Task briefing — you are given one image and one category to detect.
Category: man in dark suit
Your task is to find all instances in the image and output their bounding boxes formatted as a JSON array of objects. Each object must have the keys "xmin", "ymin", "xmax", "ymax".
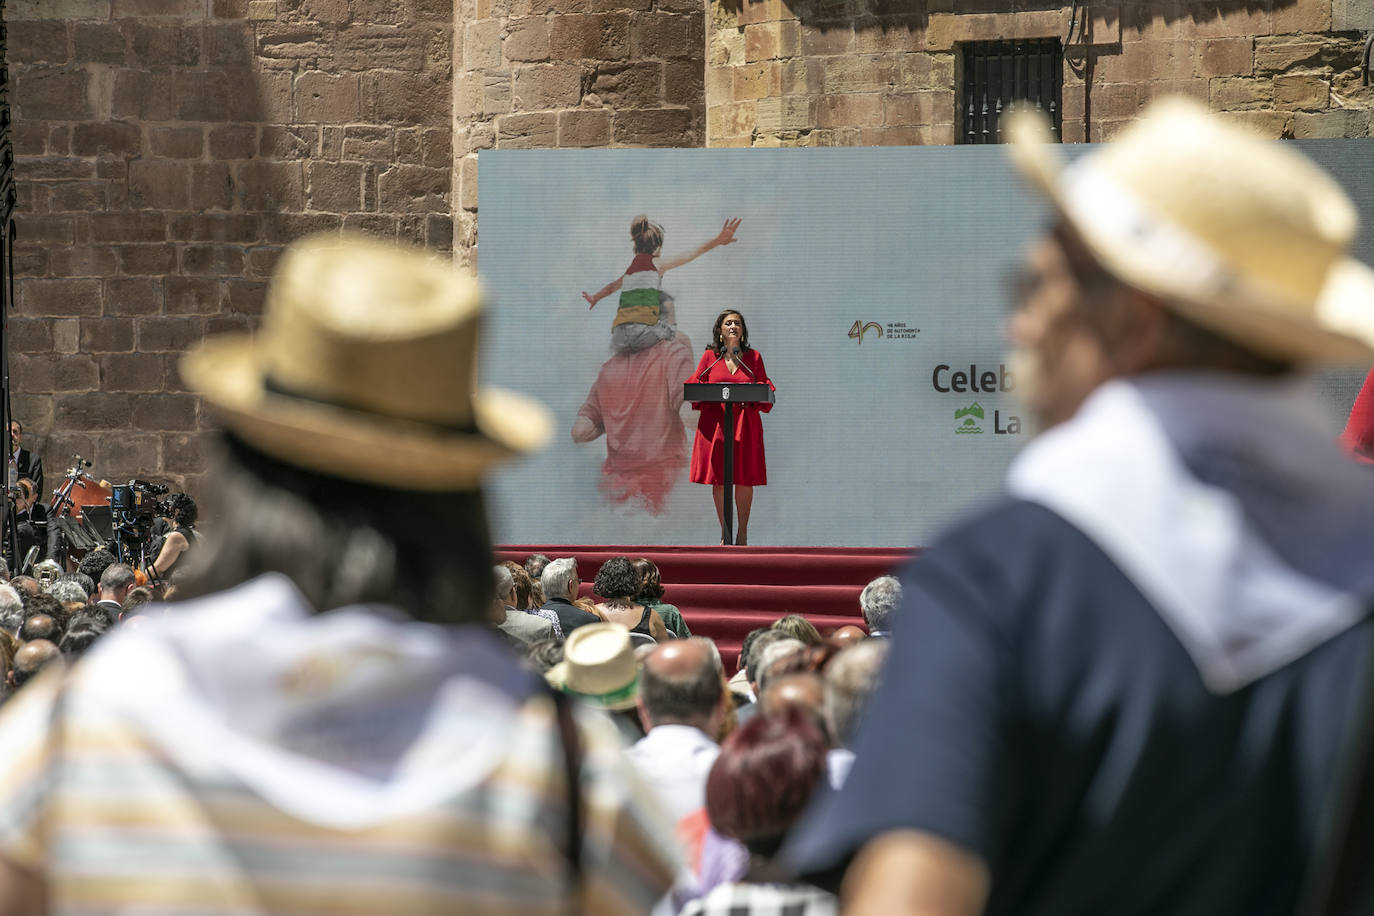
[
  {"xmin": 9, "ymin": 421, "xmax": 42, "ymax": 500},
  {"xmin": 539, "ymin": 557, "xmax": 599, "ymax": 637}
]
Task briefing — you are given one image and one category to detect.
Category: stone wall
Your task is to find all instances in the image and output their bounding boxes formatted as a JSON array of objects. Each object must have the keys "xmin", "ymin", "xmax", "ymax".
[
  {"xmin": 7, "ymin": 0, "xmax": 454, "ymax": 493},
  {"xmin": 704, "ymin": 0, "xmax": 1373, "ymax": 146},
  {"xmin": 451, "ymin": 0, "xmax": 707, "ymax": 269}
]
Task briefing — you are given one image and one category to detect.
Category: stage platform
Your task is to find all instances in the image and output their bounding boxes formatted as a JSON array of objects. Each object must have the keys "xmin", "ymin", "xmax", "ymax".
[{"xmin": 497, "ymin": 545, "xmax": 916, "ymax": 671}]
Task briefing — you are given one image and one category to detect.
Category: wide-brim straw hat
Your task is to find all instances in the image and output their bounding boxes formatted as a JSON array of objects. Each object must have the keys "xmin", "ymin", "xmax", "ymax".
[
  {"xmin": 546, "ymin": 622, "xmax": 640, "ymax": 711},
  {"xmin": 181, "ymin": 233, "xmax": 552, "ymax": 490},
  {"xmin": 1004, "ymin": 96, "xmax": 1374, "ymax": 364}
]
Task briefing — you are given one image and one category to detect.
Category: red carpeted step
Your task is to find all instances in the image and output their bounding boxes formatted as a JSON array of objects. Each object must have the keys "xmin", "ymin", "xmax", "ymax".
[{"xmin": 498, "ymin": 544, "xmax": 917, "ymax": 674}]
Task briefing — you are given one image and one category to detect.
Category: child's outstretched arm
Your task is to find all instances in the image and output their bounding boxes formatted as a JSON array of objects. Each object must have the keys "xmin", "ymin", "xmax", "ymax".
[
  {"xmin": 657, "ymin": 218, "xmax": 742, "ymax": 273},
  {"xmin": 582, "ymin": 275, "xmax": 624, "ymax": 309}
]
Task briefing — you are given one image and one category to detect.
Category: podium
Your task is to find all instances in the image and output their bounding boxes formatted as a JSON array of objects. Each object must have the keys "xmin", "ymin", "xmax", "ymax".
[{"xmin": 684, "ymin": 382, "xmax": 775, "ymax": 545}]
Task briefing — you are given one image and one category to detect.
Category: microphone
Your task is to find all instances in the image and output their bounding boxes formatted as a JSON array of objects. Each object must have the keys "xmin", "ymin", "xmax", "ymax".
[
  {"xmin": 696, "ymin": 350, "xmax": 729, "ymax": 380},
  {"xmin": 731, "ymin": 345, "xmax": 756, "ymax": 380}
]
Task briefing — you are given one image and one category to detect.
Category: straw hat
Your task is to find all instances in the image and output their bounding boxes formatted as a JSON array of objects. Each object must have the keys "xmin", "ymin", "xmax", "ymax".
[
  {"xmin": 1004, "ymin": 96, "xmax": 1374, "ymax": 363},
  {"xmin": 181, "ymin": 234, "xmax": 552, "ymax": 490},
  {"xmin": 546, "ymin": 623, "xmax": 640, "ymax": 711}
]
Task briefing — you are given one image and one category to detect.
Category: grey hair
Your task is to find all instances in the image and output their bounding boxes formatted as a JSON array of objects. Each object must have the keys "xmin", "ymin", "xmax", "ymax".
[
  {"xmin": 48, "ymin": 580, "xmax": 90, "ymax": 606},
  {"xmin": 493, "ymin": 565, "xmax": 514, "ymax": 602},
  {"xmin": 859, "ymin": 575, "xmax": 903, "ymax": 633},
  {"xmin": 824, "ymin": 639, "xmax": 890, "ymax": 748},
  {"xmin": 0, "ymin": 585, "xmax": 22, "ymax": 634},
  {"xmin": 754, "ymin": 637, "xmax": 805, "ymax": 694},
  {"xmin": 541, "ymin": 557, "xmax": 577, "ymax": 601}
]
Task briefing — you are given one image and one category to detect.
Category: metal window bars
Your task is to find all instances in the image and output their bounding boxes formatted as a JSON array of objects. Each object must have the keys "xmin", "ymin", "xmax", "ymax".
[{"xmin": 959, "ymin": 38, "xmax": 1063, "ymax": 144}]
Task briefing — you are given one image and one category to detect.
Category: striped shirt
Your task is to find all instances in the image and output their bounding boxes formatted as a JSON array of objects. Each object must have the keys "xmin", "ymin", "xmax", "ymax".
[
  {"xmin": 612, "ymin": 253, "xmax": 662, "ymax": 329},
  {"xmin": 0, "ymin": 574, "xmax": 679, "ymax": 915}
]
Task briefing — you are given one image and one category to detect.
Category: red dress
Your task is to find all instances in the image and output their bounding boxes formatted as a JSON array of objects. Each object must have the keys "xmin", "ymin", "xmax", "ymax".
[{"xmin": 686, "ymin": 348, "xmax": 774, "ymax": 486}]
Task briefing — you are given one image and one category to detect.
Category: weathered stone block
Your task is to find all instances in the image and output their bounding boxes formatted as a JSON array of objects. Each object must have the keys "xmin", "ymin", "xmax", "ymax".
[
  {"xmin": 182, "ymin": 245, "xmax": 246, "ymax": 277},
  {"xmin": 117, "ymin": 245, "xmax": 178, "ymax": 276},
  {"xmin": 630, "ymin": 12, "xmax": 704, "ymax": 60},
  {"xmin": 336, "ymin": 25, "xmax": 428, "ymax": 70},
  {"xmin": 48, "ymin": 181, "xmax": 110, "ymax": 211},
  {"xmin": 1197, "ymin": 36, "xmax": 1254, "ymax": 76},
  {"xmin": 16, "ymin": 66, "xmax": 91, "ymax": 121},
  {"xmin": 9, "ymin": 0, "xmax": 108, "ymax": 19},
  {"xmin": 308, "ymin": 160, "xmax": 365, "ymax": 211},
  {"xmin": 80, "ymin": 318, "xmax": 135, "ymax": 353},
  {"xmin": 205, "ymin": 23, "xmax": 255, "ymax": 66},
  {"xmin": 129, "ymin": 160, "xmax": 191, "ymax": 210},
  {"xmin": 377, "ymin": 165, "xmax": 450, "ymax": 211},
  {"xmin": 296, "ymin": 71, "xmax": 361, "ymax": 122},
  {"xmin": 138, "ymin": 317, "xmax": 205, "ymax": 352},
  {"xmin": 73, "ymin": 23, "xmax": 129, "ymax": 63},
  {"xmin": 209, "ymin": 125, "xmax": 258, "ymax": 159},
  {"xmin": 734, "ymin": 61, "xmax": 779, "ymax": 99},
  {"xmin": 19, "ymin": 278, "xmax": 103, "ymax": 317},
  {"xmin": 754, "ymin": 95, "xmax": 811, "ymax": 130},
  {"xmin": 12, "ymin": 318, "xmax": 56, "ymax": 353},
  {"xmin": 132, "ymin": 394, "xmax": 199, "ymax": 431},
  {"xmin": 1216, "ymin": 108, "xmax": 1292, "ymax": 137},
  {"xmin": 1334, "ymin": 0, "xmax": 1374, "ymax": 30},
  {"xmin": 102, "ymin": 353, "xmax": 165, "ymax": 392},
  {"xmin": 190, "ymin": 163, "xmax": 236, "ymax": 211},
  {"xmin": 125, "ymin": 23, "xmax": 200, "ymax": 67},
  {"xmin": 365, "ymin": 71, "xmax": 450, "ymax": 126},
  {"xmin": 513, "ymin": 64, "xmax": 585, "ymax": 109},
  {"xmin": 149, "ymin": 126, "xmax": 205, "ymax": 159},
  {"xmin": 815, "ymin": 92, "xmax": 882, "ymax": 128},
  {"xmin": 10, "ymin": 22, "xmax": 70, "ymax": 64},
  {"xmin": 50, "ymin": 247, "xmax": 118, "ymax": 278},
  {"xmin": 1294, "ymin": 108, "xmax": 1371, "ymax": 138},
  {"xmin": 505, "ymin": 17, "xmax": 551, "ymax": 62},
  {"xmin": 465, "ymin": 19, "xmax": 504, "ymax": 69},
  {"xmin": 497, "ymin": 111, "xmax": 558, "ymax": 147},
  {"xmin": 70, "ymin": 122, "xmax": 142, "ymax": 159},
  {"xmin": 88, "ymin": 212, "xmax": 166, "ymax": 243},
  {"xmin": 1209, "ymin": 75, "xmax": 1271, "ymax": 109},
  {"xmin": 590, "ymin": 61, "xmax": 663, "ymax": 107},
  {"xmin": 342, "ymin": 125, "xmax": 395, "ymax": 160},
  {"xmin": 105, "ymin": 278, "xmax": 164, "ymax": 315},
  {"xmin": 612, "ymin": 107, "xmax": 695, "ymax": 145},
  {"xmin": 1273, "ymin": 73, "xmax": 1329, "ymax": 109},
  {"xmin": 558, "ymin": 109, "xmax": 613, "ymax": 146},
  {"xmin": 112, "ymin": 70, "xmax": 176, "ymax": 121},
  {"xmin": 237, "ymin": 161, "xmax": 305, "ymax": 211},
  {"xmin": 549, "ymin": 13, "xmax": 631, "ymax": 60},
  {"xmin": 1255, "ymin": 37, "xmax": 1327, "ymax": 73}
]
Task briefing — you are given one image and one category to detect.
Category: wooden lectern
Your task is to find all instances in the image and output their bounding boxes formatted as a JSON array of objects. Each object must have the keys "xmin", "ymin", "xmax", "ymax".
[{"xmin": 684, "ymin": 381, "xmax": 776, "ymax": 545}]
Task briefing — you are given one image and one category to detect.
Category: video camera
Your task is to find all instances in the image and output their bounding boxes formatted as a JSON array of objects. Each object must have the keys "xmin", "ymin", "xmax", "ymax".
[{"xmin": 110, "ymin": 479, "xmax": 170, "ymax": 543}]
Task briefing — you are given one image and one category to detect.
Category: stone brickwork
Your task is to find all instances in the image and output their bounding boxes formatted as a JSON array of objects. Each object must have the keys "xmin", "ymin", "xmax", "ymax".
[
  {"xmin": 451, "ymin": 0, "xmax": 706, "ymax": 269},
  {"xmin": 7, "ymin": 0, "xmax": 454, "ymax": 493},
  {"xmin": 704, "ymin": 0, "xmax": 1373, "ymax": 146}
]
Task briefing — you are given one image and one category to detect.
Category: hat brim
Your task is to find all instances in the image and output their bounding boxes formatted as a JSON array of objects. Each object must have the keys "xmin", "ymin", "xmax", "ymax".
[
  {"xmin": 1005, "ymin": 109, "xmax": 1374, "ymax": 365},
  {"xmin": 182, "ymin": 335, "xmax": 553, "ymax": 491},
  {"xmin": 544, "ymin": 662, "xmax": 640, "ymax": 711}
]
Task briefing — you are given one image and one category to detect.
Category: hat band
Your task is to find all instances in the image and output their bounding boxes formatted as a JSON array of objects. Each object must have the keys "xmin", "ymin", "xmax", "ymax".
[
  {"xmin": 562, "ymin": 671, "xmax": 639, "ymax": 706},
  {"xmin": 263, "ymin": 375, "xmax": 482, "ymax": 437}
]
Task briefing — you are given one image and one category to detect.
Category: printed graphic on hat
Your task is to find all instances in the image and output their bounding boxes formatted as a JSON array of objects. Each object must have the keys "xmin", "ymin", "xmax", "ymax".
[{"xmin": 955, "ymin": 402, "xmax": 985, "ymax": 434}]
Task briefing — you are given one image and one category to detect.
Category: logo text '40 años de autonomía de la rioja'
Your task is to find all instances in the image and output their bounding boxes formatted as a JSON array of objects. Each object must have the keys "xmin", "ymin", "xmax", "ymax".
[{"xmin": 848, "ymin": 321, "xmax": 921, "ymax": 343}]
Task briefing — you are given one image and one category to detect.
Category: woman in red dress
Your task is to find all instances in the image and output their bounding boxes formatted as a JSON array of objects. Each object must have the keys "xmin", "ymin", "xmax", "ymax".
[{"xmin": 687, "ymin": 310, "xmax": 774, "ymax": 545}]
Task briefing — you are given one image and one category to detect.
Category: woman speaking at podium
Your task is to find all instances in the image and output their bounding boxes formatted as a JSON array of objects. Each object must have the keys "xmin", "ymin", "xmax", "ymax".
[{"xmin": 686, "ymin": 310, "xmax": 774, "ymax": 545}]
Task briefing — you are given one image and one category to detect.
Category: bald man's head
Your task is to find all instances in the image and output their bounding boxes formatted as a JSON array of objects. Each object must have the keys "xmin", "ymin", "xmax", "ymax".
[
  {"xmin": 638, "ymin": 637, "xmax": 724, "ymax": 732},
  {"xmin": 11, "ymin": 639, "xmax": 61, "ymax": 689},
  {"xmin": 830, "ymin": 625, "xmax": 868, "ymax": 647},
  {"xmin": 19, "ymin": 614, "xmax": 58, "ymax": 643},
  {"xmin": 761, "ymin": 671, "xmax": 825, "ymax": 720}
]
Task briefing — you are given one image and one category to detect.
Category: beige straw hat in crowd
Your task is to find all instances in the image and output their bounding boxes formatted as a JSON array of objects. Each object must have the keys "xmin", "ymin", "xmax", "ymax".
[
  {"xmin": 1005, "ymin": 95, "xmax": 1374, "ymax": 363},
  {"xmin": 546, "ymin": 623, "xmax": 641, "ymax": 711},
  {"xmin": 181, "ymin": 233, "xmax": 552, "ymax": 490}
]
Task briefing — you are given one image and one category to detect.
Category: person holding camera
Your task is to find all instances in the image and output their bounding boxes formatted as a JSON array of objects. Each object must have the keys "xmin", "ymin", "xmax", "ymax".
[{"xmin": 149, "ymin": 494, "xmax": 197, "ymax": 580}]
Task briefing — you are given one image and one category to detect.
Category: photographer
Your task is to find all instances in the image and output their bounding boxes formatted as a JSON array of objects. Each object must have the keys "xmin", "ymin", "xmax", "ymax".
[{"xmin": 149, "ymin": 493, "xmax": 197, "ymax": 579}]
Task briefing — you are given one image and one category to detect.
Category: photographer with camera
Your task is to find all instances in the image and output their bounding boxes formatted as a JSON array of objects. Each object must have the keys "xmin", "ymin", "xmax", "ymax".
[{"xmin": 149, "ymin": 493, "xmax": 197, "ymax": 581}]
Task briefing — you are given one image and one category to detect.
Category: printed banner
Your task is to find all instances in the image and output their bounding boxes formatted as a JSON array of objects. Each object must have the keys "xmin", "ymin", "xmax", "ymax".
[{"xmin": 478, "ymin": 142, "xmax": 1374, "ymax": 547}]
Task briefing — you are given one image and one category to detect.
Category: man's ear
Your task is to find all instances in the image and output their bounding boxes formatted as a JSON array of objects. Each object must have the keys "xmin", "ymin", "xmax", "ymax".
[
  {"xmin": 1107, "ymin": 288, "xmax": 1169, "ymax": 375},
  {"xmin": 636, "ymin": 694, "xmax": 652, "ymax": 733}
]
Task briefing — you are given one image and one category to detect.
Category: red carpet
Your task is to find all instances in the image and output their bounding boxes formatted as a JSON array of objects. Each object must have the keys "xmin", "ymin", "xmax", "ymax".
[{"xmin": 498, "ymin": 545, "xmax": 916, "ymax": 672}]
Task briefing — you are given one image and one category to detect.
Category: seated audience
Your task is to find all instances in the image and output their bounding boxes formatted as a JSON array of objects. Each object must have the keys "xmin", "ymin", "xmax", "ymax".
[
  {"xmin": 22, "ymin": 594, "xmax": 68, "ymax": 631},
  {"xmin": 95, "ymin": 564, "xmax": 137, "ymax": 624},
  {"xmin": 77, "ymin": 548, "xmax": 117, "ymax": 588},
  {"xmin": 683, "ymin": 708, "xmax": 836, "ymax": 916},
  {"xmin": 828, "ymin": 624, "xmax": 867, "ymax": 647},
  {"xmin": 524, "ymin": 553, "xmax": 551, "ymax": 607},
  {"xmin": 523, "ymin": 638, "xmax": 564, "ymax": 674},
  {"xmin": 493, "ymin": 565, "xmax": 553, "ymax": 646},
  {"xmin": 0, "ymin": 586, "xmax": 22, "ymax": 636},
  {"xmin": 58, "ymin": 572, "xmax": 95, "ymax": 600},
  {"xmin": 752, "ymin": 637, "xmax": 805, "ymax": 699},
  {"xmin": 859, "ymin": 575, "xmax": 902, "ymax": 638},
  {"xmin": 760, "ymin": 672, "xmax": 825, "ymax": 720},
  {"xmin": 772, "ymin": 614, "xmax": 821, "ymax": 646},
  {"xmin": 501, "ymin": 560, "xmax": 562, "ymax": 637},
  {"xmin": 629, "ymin": 638, "xmax": 727, "ymax": 825},
  {"xmin": 546, "ymin": 621, "xmax": 647, "ymax": 743},
  {"xmin": 823, "ymin": 639, "xmax": 889, "ymax": 789},
  {"xmin": 8, "ymin": 577, "xmax": 38, "ymax": 598},
  {"xmin": 632, "ymin": 557, "xmax": 690, "ymax": 638},
  {"xmin": 18, "ymin": 614, "xmax": 60, "ymax": 645},
  {"xmin": 593, "ymin": 556, "xmax": 668, "ymax": 644},
  {"xmin": 9, "ymin": 639, "xmax": 61, "ymax": 692},
  {"xmin": 540, "ymin": 558, "xmax": 600, "ymax": 637},
  {"xmin": 47, "ymin": 580, "xmax": 89, "ymax": 608},
  {"xmin": 58, "ymin": 610, "xmax": 110, "ymax": 658}
]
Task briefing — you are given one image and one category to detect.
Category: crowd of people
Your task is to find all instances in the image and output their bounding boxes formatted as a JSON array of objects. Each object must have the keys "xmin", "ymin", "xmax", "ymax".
[{"xmin": 0, "ymin": 96, "xmax": 1372, "ymax": 915}]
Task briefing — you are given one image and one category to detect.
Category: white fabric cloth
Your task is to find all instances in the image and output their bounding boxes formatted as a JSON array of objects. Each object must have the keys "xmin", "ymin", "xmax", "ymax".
[
  {"xmin": 826, "ymin": 748, "xmax": 855, "ymax": 790},
  {"xmin": 627, "ymin": 723, "xmax": 720, "ymax": 825},
  {"xmin": 1008, "ymin": 375, "xmax": 1374, "ymax": 694}
]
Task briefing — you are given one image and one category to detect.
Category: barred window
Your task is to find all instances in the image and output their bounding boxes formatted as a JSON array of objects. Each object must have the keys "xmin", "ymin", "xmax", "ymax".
[{"xmin": 958, "ymin": 38, "xmax": 1063, "ymax": 144}]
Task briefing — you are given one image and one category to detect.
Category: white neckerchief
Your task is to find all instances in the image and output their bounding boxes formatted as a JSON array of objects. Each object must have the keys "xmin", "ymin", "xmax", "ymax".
[{"xmin": 1009, "ymin": 375, "xmax": 1374, "ymax": 694}]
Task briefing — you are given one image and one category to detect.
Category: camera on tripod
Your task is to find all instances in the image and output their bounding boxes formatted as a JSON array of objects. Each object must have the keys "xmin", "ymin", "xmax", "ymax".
[{"xmin": 110, "ymin": 479, "xmax": 169, "ymax": 553}]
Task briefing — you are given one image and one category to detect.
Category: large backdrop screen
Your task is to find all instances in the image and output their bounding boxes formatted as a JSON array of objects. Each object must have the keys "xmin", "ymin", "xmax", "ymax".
[{"xmin": 478, "ymin": 142, "xmax": 1374, "ymax": 547}]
